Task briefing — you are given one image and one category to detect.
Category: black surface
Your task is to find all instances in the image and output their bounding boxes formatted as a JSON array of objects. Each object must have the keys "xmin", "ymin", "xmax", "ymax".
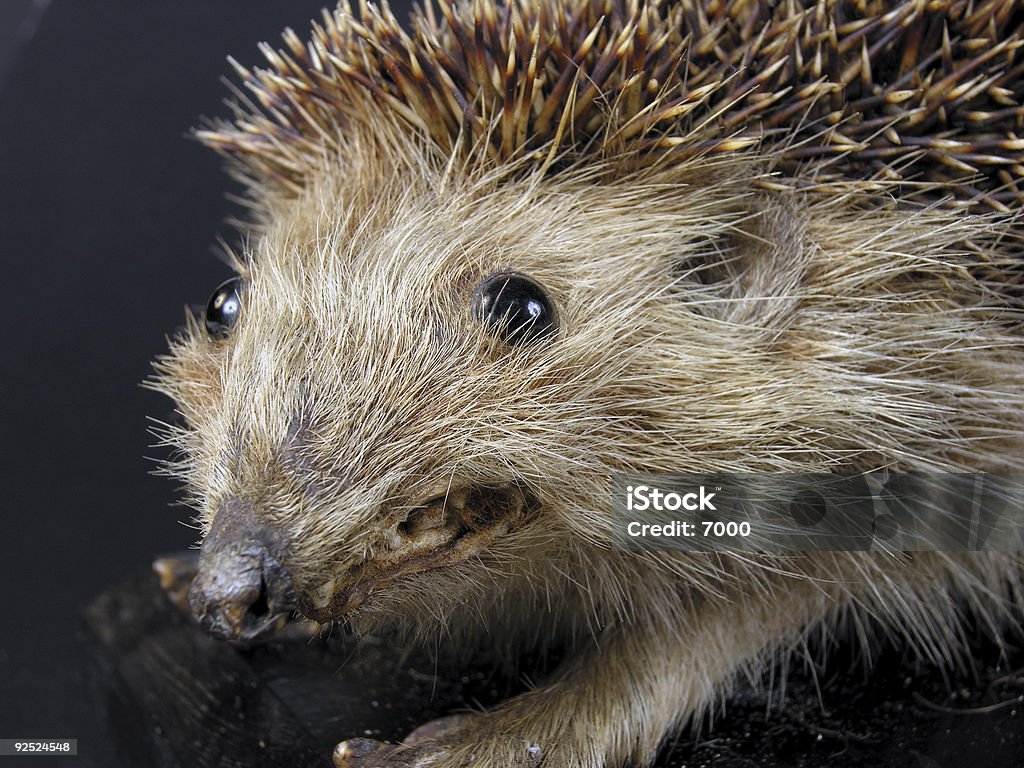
[{"xmin": 82, "ymin": 568, "xmax": 1024, "ymax": 768}]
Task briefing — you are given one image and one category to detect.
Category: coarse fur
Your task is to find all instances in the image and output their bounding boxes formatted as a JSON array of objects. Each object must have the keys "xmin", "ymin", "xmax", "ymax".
[{"xmin": 151, "ymin": 1, "xmax": 1024, "ymax": 766}]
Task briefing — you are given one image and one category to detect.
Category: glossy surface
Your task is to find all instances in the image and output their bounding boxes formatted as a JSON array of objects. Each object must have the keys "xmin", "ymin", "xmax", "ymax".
[
  {"xmin": 471, "ymin": 272, "xmax": 557, "ymax": 345},
  {"xmin": 205, "ymin": 276, "xmax": 242, "ymax": 338}
]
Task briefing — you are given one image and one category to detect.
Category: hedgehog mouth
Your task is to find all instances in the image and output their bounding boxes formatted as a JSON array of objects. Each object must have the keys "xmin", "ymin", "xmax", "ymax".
[{"xmin": 299, "ymin": 485, "xmax": 530, "ymax": 622}]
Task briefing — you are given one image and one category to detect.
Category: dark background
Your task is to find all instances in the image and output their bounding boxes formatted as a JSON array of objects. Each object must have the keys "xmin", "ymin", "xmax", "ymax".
[{"xmin": 0, "ymin": 1, "xmax": 404, "ymax": 763}]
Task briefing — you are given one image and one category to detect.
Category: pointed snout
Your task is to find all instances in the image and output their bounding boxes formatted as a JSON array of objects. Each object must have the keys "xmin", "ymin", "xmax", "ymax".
[{"xmin": 188, "ymin": 498, "xmax": 295, "ymax": 644}]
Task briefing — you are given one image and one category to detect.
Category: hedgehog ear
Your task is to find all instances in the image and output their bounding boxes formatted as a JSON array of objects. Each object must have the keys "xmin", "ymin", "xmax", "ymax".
[{"xmin": 673, "ymin": 198, "xmax": 809, "ymax": 326}]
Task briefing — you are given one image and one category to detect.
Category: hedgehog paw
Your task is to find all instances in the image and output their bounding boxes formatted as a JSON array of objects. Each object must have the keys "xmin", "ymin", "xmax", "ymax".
[{"xmin": 333, "ymin": 714, "xmax": 546, "ymax": 768}]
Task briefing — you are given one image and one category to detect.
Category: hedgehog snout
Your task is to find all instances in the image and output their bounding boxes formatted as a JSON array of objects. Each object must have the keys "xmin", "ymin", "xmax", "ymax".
[{"xmin": 188, "ymin": 498, "xmax": 295, "ymax": 644}]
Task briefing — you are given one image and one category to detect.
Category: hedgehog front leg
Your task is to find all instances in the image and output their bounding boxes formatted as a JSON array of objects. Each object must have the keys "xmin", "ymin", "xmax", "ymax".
[{"xmin": 333, "ymin": 578, "xmax": 835, "ymax": 768}]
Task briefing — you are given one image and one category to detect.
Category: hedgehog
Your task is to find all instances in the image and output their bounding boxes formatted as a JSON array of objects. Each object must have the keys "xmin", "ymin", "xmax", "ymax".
[{"xmin": 149, "ymin": 1, "xmax": 1024, "ymax": 766}]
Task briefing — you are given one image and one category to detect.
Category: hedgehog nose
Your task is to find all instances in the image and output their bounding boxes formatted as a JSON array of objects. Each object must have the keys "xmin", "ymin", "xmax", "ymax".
[{"xmin": 188, "ymin": 499, "xmax": 295, "ymax": 644}]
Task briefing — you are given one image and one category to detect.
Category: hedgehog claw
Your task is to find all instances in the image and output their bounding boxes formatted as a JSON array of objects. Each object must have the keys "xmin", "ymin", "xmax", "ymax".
[
  {"xmin": 333, "ymin": 715, "xmax": 543, "ymax": 768},
  {"xmin": 333, "ymin": 738, "xmax": 402, "ymax": 768},
  {"xmin": 152, "ymin": 554, "xmax": 199, "ymax": 615}
]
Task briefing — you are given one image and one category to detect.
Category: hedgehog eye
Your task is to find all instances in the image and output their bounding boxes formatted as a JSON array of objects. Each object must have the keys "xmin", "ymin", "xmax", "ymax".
[
  {"xmin": 205, "ymin": 276, "xmax": 243, "ymax": 338},
  {"xmin": 471, "ymin": 271, "xmax": 557, "ymax": 345}
]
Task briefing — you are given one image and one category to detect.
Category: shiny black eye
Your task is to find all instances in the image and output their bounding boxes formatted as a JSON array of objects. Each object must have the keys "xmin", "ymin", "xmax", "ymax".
[
  {"xmin": 204, "ymin": 276, "xmax": 243, "ymax": 338},
  {"xmin": 471, "ymin": 271, "xmax": 558, "ymax": 345}
]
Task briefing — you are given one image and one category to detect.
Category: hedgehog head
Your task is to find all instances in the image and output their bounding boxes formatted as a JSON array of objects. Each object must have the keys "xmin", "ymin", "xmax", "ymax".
[{"xmin": 151, "ymin": 0, "xmax": 1024, "ymax": 643}]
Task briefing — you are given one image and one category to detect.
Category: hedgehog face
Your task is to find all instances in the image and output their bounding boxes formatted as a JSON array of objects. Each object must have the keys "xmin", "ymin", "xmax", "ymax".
[{"xmin": 155, "ymin": 154, "xmax": 763, "ymax": 642}]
